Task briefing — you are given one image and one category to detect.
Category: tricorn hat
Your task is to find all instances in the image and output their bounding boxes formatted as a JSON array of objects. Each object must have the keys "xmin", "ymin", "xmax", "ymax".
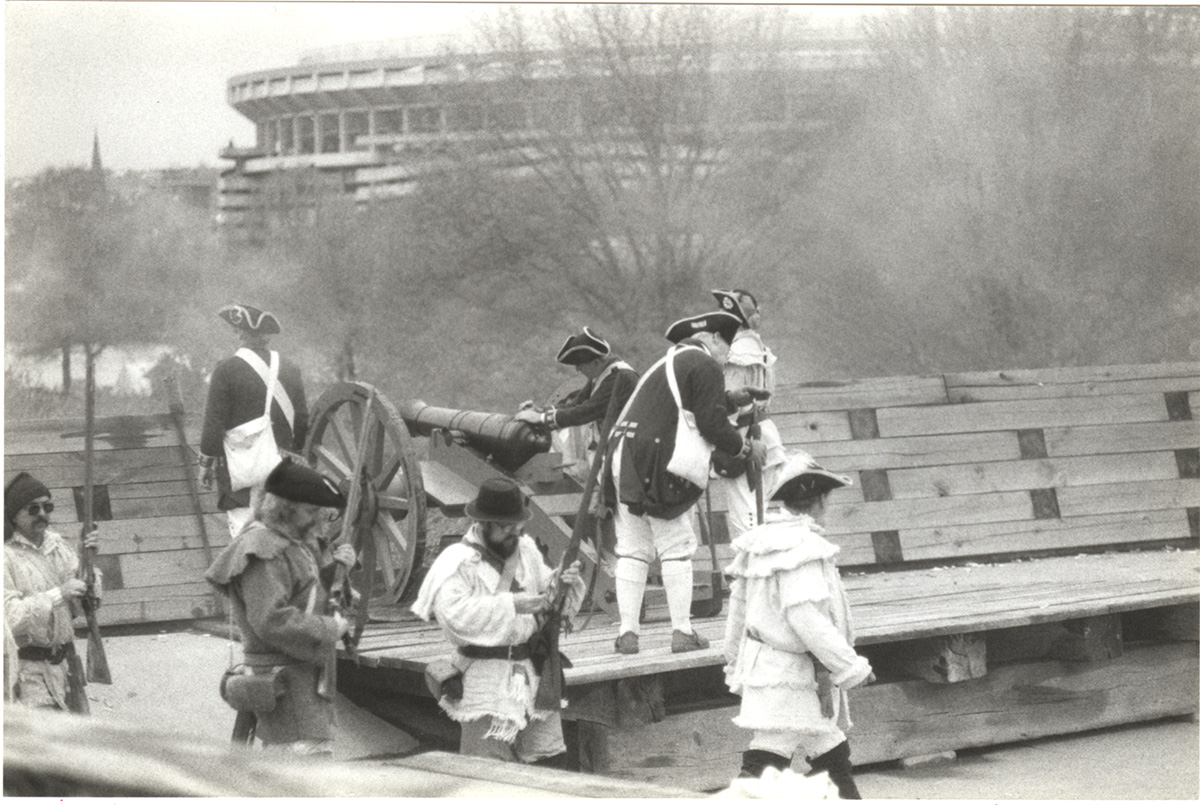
[
  {"xmin": 556, "ymin": 327, "xmax": 611, "ymax": 366},
  {"xmin": 768, "ymin": 451, "xmax": 852, "ymax": 504},
  {"xmin": 664, "ymin": 310, "xmax": 742, "ymax": 346},
  {"xmin": 465, "ymin": 477, "xmax": 531, "ymax": 523},
  {"xmin": 711, "ymin": 289, "xmax": 751, "ymax": 326},
  {"xmin": 219, "ymin": 303, "xmax": 281, "ymax": 335},
  {"xmin": 264, "ymin": 458, "xmax": 346, "ymax": 509}
]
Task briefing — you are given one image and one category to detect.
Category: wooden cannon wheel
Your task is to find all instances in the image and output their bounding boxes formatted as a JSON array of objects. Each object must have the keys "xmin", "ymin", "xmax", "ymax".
[{"xmin": 304, "ymin": 382, "xmax": 426, "ymax": 604}]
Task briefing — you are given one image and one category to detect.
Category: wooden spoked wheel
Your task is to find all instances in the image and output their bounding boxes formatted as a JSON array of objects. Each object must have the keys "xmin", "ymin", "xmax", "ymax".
[{"xmin": 305, "ymin": 382, "xmax": 426, "ymax": 604}]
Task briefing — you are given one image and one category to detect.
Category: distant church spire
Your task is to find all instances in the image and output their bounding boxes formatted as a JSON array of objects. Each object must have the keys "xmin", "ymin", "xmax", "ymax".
[{"xmin": 91, "ymin": 130, "xmax": 103, "ymax": 173}]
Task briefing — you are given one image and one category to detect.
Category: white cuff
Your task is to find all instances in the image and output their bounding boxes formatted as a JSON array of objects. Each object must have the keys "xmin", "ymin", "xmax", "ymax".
[{"xmin": 831, "ymin": 655, "xmax": 873, "ymax": 689}]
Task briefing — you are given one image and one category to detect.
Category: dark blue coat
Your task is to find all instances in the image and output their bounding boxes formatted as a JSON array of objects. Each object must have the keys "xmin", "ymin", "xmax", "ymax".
[
  {"xmin": 200, "ymin": 348, "xmax": 308, "ymax": 510},
  {"xmin": 605, "ymin": 341, "xmax": 743, "ymax": 520}
]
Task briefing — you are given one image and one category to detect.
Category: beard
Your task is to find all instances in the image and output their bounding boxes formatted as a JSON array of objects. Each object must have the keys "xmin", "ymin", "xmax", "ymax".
[{"xmin": 482, "ymin": 524, "xmax": 520, "ymax": 559}]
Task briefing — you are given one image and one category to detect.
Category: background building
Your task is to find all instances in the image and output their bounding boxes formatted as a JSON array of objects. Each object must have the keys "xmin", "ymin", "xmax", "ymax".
[{"xmin": 217, "ymin": 33, "xmax": 869, "ymax": 240}]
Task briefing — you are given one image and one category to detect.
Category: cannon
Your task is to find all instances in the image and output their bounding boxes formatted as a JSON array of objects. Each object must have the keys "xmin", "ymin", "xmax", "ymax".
[
  {"xmin": 399, "ymin": 400, "xmax": 552, "ymax": 474},
  {"xmin": 303, "ymin": 382, "xmax": 620, "ymax": 618}
]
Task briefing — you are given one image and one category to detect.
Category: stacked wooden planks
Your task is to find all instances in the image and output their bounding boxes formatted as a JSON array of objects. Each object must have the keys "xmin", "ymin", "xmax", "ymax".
[
  {"xmin": 3, "ymin": 414, "xmax": 225, "ymax": 625},
  {"xmin": 772, "ymin": 361, "xmax": 1199, "ymax": 569}
]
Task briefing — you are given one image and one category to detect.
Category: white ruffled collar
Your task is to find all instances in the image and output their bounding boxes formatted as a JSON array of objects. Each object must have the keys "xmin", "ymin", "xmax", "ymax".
[{"xmin": 725, "ymin": 514, "xmax": 839, "ymax": 578}]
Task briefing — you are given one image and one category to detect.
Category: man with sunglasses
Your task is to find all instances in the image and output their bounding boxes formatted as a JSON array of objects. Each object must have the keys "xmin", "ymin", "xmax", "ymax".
[{"xmin": 3, "ymin": 472, "xmax": 102, "ymax": 712}]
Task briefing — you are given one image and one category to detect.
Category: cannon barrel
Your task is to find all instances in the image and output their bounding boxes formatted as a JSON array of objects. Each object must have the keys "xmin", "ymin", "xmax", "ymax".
[{"xmin": 400, "ymin": 400, "xmax": 552, "ymax": 473}]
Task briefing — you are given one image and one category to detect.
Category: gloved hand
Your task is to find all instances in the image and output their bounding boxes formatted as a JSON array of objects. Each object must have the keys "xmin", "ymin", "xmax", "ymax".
[
  {"xmin": 728, "ymin": 386, "xmax": 771, "ymax": 408},
  {"xmin": 748, "ymin": 438, "xmax": 768, "ymax": 468}
]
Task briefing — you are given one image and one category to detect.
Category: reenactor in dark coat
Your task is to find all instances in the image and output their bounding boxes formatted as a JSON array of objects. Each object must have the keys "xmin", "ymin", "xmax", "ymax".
[
  {"xmin": 515, "ymin": 327, "xmax": 638, "ymax": 482},
  {"xmin": 603, "ymin": 311, "xmax": 766, "ymax": 655},
  {"xmin": 204, "ymin": 458, "xmax": 352, "ymax": 756},
  {"xmin": 199, "ymin": 304, "xmax": 308, "ymax": 537}
]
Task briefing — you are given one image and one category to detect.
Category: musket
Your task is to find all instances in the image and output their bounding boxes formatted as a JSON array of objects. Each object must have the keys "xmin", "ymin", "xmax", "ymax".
[
  {"xmin": 746, "ymin": 407, "xmax": 765, "ymax": 525},
  {"xmin": 531, "ymin": 388, "xmax": 623, "ymax": 712},
  {"xmin": 163, "ymin": 375, "xmax": 217, "ymax": 571},
  {"xmin": 318, "ymin": 388, "xmax": 375, "ymax": 700},
  {"xmin": 78, "ymin": 343, "xmax": 112, "ymax": 685},
  {"xmin": 690, "ymin": 487, "xmax": 724, "ymax": 618}
]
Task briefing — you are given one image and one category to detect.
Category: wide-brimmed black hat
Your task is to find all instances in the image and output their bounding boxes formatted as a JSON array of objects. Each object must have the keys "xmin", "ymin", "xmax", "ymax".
[
  {"xmin": 711, "ymin": 289, "xmax": 751, "ymax": 326},
  {"xmin": 768, "ymin": 452, "xmax": 853, "ymax": 504},
  {"xmin": 556, "ymin": 327, "xmax": 611, "ymax": 366},
  {"xmin": 264, "ymin": 458, "xmax": 346, "ymax": 509},
  {"xmin": 219, "ymin": 303, "xmax": 281, "ymax": 335},
  {"xmin": 664, "ymin": 310, "xmax": 742, "ymax": 346},
  {"xmin": 465, "ymin": 477, "xmax": 531, "ymax": 523}
]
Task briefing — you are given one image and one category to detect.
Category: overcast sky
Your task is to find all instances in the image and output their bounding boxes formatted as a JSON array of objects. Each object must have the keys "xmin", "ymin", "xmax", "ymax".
[
  {"xmin": 3, "ymin": 2, "xmax": 885, "ymax": 179},
  {"xmin": 3, "ymin": 1, "xmax": 498, "ymax": 178}
]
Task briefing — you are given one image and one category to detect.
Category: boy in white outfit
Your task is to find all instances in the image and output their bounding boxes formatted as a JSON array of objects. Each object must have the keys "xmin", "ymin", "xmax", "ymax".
[{"xmin": 723, "ymin": 452, "xmax": 874, "ymax": 798}]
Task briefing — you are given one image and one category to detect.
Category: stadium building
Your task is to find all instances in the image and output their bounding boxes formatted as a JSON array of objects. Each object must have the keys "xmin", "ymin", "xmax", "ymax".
[{"xmin": 217, "ymin": 33, "xmax": 869, "ymax": 240}]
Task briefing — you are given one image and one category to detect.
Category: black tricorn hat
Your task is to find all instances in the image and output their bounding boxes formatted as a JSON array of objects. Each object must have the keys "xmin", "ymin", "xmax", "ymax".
[
  {"xmin": 769, "ymin": 452, "xmax": 853, "ymax": 504},
  {"xmin": 664, "ymin": 310, "xmax": 742, "ymax": 346},
  {"xmin": 264, "ymin": 458, "xmax": 346, "ymax": 509},
  {"xmin": 556, "ymin": 327, "xmax": 611, "ymax": 366},
  {"xmin": 219, "ymin": 303, "xmax": 281, "ymax": 335},
  {"xmin": 465, "ymin": 477, "xmax": 531, "ymax": 523},
  {"xmin": 711, "ymin": 289, "xmax": 750, "ymax": 326}
]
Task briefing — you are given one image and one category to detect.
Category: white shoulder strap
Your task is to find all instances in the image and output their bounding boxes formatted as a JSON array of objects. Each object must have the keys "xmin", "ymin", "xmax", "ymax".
[
  {"xmin": 665, "ymin": 345, "xmax": 703, "ymax": 412},
  {"xmin": 665, "ymin": 347, "xmax": 684, "ymax": 412},
  {"xmin": 235, "ymin": 349, "xmax": 295, "ymax": 428},
  {"xmin": 612, "ymin": 352, "xmax": 669, "ymax": 427}
]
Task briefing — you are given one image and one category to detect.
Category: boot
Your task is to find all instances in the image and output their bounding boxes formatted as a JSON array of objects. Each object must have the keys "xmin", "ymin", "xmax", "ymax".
[
  {"xmin": 806, "ymin": 740, "xmax": 861, "ymax": 799},
  {"xmin": 532, "ymin": 752, "xmax": 574, "ymax": 771},
  {"xmin": 739, "ymin": 748, "xmax": 790, "ymax": 779}
]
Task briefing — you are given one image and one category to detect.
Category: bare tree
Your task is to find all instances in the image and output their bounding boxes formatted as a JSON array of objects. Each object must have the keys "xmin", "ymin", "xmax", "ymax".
[
  {"xmin": 415, "ymin": 4, "xmax": 850, "ymax": 365},
  {"xmin": 790, "ymin": 5, "xmax": 1200, "ymax": 372},
  {"xmin": 4, "ymin": 163, "xmax": 200, "ymax": 393}
]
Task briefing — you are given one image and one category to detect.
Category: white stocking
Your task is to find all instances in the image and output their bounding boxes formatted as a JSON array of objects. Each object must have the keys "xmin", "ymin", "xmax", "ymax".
[
  {"xmin": 615, "ymin": 557, "xmax": 649, "ymax": 635},
  {"xmin": 660, "ymin": 559, "xmax": 694, "ymax": 633}
]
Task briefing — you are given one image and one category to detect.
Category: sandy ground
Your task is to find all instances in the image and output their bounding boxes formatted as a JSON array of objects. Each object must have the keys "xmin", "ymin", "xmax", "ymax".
[{"xmin": 64, "ymin": 628, "xmax": 1200, "ymax": 799}]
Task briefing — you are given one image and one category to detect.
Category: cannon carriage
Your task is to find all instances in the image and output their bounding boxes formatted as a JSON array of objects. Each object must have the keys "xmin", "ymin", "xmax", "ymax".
[{"xmin": 301, "ymin": 381, "xmax": 644, "ymax": 622}]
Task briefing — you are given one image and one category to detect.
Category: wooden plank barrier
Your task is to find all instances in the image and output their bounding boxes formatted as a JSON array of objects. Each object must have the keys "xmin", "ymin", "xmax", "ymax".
[{"xmin": 4, "ymin": 414, "xmax": 225, "ymax": 625}]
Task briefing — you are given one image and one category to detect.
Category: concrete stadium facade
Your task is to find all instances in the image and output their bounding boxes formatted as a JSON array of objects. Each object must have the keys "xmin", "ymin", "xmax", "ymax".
[{"xmin": 217, "ymin": 35, "xmax": 870, "ymax": 238}]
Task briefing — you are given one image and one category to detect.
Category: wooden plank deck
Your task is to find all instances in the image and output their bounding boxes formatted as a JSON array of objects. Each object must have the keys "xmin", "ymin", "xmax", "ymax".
[{"xmin": 352, "ymin": 549, "xmax": 1200, "ymax": 687}]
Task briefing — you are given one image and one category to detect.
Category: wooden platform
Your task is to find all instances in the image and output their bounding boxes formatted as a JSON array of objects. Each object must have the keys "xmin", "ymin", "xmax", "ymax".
[
  {"xmin": 354, "ymin": 550, "xmax": 1199, "ymax": 676},
  {"xmin": 345, "ymin": 361, "xmax": 1200, "ymax": 791},
  {"xmin": 346, "ymin": 549, "xmax": 1198, "ymax": 789}
]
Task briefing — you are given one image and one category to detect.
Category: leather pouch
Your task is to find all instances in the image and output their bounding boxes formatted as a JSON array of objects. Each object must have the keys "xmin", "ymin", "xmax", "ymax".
[
  {"xmin": 423, "ymin": 658, "xmax": 464, "ymax": 702},
  {"xmin": 220, "ymin": 666, "xmax": 286, "ymax": 713}
]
